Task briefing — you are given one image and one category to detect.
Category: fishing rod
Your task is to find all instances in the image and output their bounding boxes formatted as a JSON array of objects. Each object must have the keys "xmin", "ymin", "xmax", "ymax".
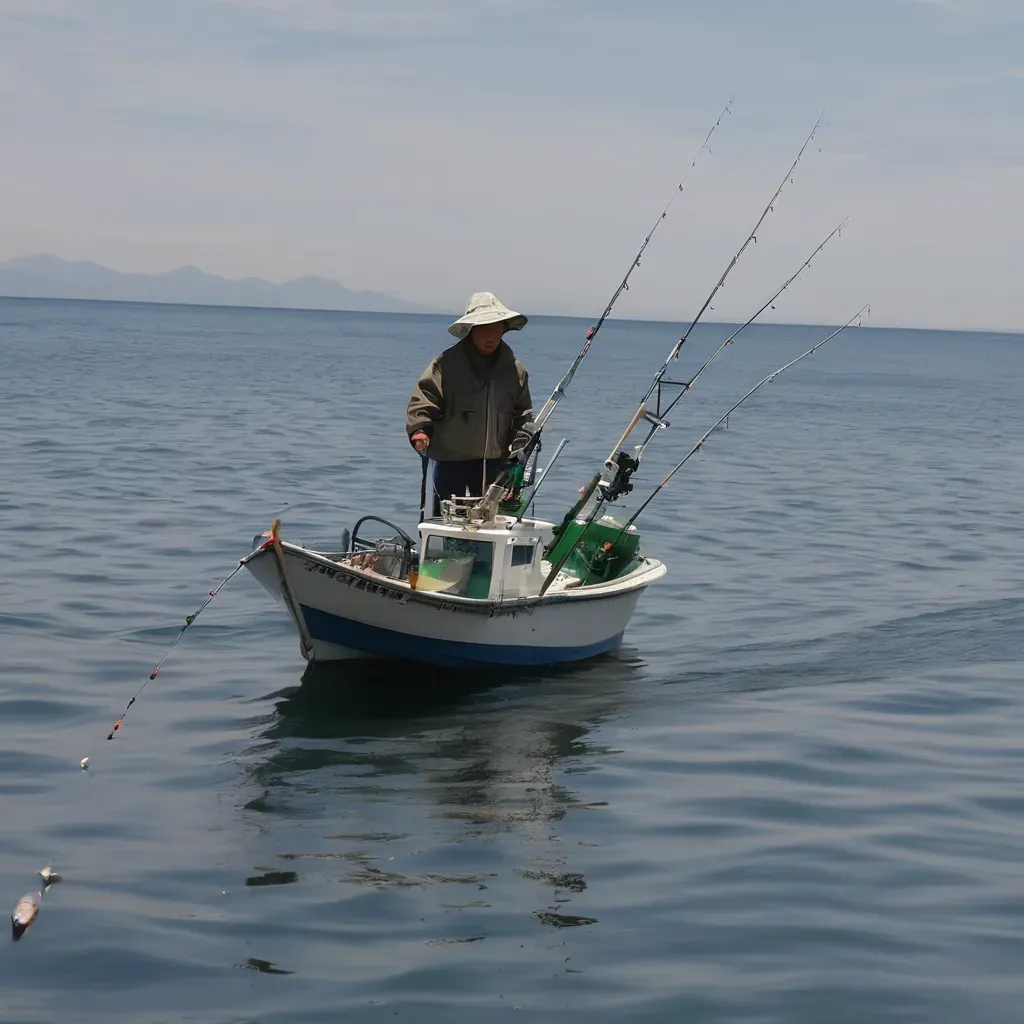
[
  {"xmin": 473, "ymin": 99, "xmax": 734, "ymax": 517},
  {"xmin": 525, "ymin": 97, "xmax": 734, "ymax": 442},
  {"xmin": 593, "ymin": 209, "xmax": 843, "ymax": 508},
  {"xmin": 540, "ymin": 306, "xmax": 869, "ymax": 594},
  {"xmin": 539, "ymin": 204, "xmax": 852, "ymax": 594},
  {"xmin": 622, "ymin": 304, "xmax": 871, "ymax": 528},
  {"xmin": 633, "ymin": 215, "xmax": 848, "ymax": 459},
  {"xmin": 605, "ymin": 111, "xmax": 826, "ymax": 481},
  {"xmin": 516, "ymin": 437, "xmax": 570, "ymax": 523},
  {"xmin": 539, "ymin": 223, "xmax": 851, "ymax": 592}
]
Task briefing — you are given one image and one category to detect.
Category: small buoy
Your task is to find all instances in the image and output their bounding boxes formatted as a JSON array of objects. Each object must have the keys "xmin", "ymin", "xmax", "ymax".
[
  {"xmin": 80, "ymin": 757, "xmax": 89, "ymax": 770},
  {"xmin": 11, "ymin": 891, "xmax": 41, "ymax": 941}
]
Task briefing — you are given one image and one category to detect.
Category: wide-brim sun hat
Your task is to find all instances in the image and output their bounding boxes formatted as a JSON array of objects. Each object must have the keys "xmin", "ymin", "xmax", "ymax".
[{"xmin": 447, "ymin": 291, "xmax": 528, "ymax": 340}]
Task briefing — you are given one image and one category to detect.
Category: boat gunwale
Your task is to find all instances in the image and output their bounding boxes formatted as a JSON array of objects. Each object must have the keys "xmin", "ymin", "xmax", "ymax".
[{"xmin": 246, "ymin": 540, "xmax": 665, "ymax": 611}]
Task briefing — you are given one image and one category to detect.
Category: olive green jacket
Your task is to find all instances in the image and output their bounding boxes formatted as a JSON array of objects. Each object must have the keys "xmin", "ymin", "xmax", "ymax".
[{"xmin": 406, "ymin": 338, "xmax": 533, "ymax": 462}]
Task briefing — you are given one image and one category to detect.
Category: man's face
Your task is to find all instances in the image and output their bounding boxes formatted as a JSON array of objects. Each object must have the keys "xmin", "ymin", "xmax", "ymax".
[{"xmin": 469, "ymin": 321, "xmax": 506, "ymax": 356}]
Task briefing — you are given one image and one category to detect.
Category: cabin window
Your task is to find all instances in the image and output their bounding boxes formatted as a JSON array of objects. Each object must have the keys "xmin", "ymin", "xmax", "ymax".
[
  {"xmin": 510, "ymin": 544, "xmax": 535, "ymax": 567},
  {"xmin": 419, "ymin": 535, "xmax": 494, "ymax": 598}
]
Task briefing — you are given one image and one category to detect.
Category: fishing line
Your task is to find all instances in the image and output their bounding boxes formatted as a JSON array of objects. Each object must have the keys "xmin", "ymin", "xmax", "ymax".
[
  {"xmin": 6, "ymin": 542, "xmax": 270, "ymax": 942},
  {"xmin": 105, "ymin": 558, "xmax": 253, "ymax": 740}
]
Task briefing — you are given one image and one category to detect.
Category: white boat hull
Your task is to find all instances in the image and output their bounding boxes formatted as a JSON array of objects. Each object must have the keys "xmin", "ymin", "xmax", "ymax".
[{"xmin": 245, "ymin": 541, "xmax": 665, "ymax": 669}]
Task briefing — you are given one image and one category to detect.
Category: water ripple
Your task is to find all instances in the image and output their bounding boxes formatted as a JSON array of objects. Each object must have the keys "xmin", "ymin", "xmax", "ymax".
[{"xmin": 3, "ymin": 301, "xmax": 1024, "ymax": 1022}]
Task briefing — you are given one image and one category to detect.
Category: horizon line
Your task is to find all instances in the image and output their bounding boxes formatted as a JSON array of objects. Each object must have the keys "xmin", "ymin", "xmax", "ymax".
[{"xmin": 0, "ymin": 292, "xmax": 1019, "ymax": 339}]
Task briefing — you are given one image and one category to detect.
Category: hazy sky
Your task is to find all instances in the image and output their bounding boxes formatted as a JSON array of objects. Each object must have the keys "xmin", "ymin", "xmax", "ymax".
[{"xmin": 2, "ymin": 0, "xmax": 1022, "ymax": 330}]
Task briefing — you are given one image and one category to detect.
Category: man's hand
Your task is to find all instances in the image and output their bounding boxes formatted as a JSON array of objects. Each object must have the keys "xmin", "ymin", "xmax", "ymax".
[{"xmin": 411, "ymin": 432, "xmax": 430, "ymax": 453}]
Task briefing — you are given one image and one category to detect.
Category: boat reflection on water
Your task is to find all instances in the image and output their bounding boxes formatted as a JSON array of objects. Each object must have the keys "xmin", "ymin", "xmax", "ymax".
[
  {"xmin": 266, "ymin": 659, "xmax": 516, "ymax": 734},
  {"xmin": 239, "ymin": 652, "xmax": 650, "ymax": 933},
  {"xmin": 249, "ymin": 652, "xmax": 647, "ymax": 809}
]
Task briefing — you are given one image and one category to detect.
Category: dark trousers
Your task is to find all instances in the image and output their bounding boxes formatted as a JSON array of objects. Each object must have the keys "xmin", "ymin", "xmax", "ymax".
[{"xmin": 430, "ymin": 459, "xmax": 508, "ymax": 517}]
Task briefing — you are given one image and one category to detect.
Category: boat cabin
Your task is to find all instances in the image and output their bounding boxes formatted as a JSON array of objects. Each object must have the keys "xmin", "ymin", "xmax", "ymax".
[{"xmin": 415, "ymin": 514, "xmax": 554, "ymax": 601}]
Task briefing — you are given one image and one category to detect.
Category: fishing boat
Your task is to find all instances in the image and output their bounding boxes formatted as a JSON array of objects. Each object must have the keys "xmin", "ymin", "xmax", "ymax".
[
  {"xmin": 243, "ymin": 503, "xmax": 666, "ymax": 668},
  {"xmin": 244, "ymin": 110, "xmax": 868, "ymax": 670}
]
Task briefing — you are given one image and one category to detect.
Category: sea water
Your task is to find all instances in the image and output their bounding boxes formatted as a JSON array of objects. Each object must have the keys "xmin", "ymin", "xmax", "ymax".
[{"xmin": 2, "ymin": 296, "xmax": 1024, "ymax": 1022}]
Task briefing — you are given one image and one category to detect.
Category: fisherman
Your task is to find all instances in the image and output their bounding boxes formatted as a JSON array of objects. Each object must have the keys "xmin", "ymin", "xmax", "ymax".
[{"xmin": 407, "ymin": 292, "xmax": 533, "ymax": 515}]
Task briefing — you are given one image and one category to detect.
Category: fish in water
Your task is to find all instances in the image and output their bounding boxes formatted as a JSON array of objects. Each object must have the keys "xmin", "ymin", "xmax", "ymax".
[
  {"xmin": 10, "ymin": 865, "xmax": 60, "ymax": 940},
  {"xmin": 11, "ymin": 891, "xmax": 41, "ymax": 941}
]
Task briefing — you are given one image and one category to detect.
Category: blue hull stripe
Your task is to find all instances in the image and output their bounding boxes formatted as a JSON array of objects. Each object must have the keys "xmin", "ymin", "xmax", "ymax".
[{"xmin": 300, "ymin": 606, "xmax": 622, "ymax": 668}]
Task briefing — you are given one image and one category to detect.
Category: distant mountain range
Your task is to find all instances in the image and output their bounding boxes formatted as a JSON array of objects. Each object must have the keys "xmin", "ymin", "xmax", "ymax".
[{"xmin": 0, "ymin": 254, "xmax": 426, "ymax": 313}]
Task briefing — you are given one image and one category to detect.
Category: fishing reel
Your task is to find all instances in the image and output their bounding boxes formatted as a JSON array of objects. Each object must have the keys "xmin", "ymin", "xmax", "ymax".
[
  {"xmin": 598, "ymin": 450, "xmax": 639, "ymax": 502},
  {"xmin": 471, "ymin": 426, "xmax": 542, "ymax": 521},
  {"xmin": 509, "ymin": 421, "xmax": 541, "ymax": 464}
]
